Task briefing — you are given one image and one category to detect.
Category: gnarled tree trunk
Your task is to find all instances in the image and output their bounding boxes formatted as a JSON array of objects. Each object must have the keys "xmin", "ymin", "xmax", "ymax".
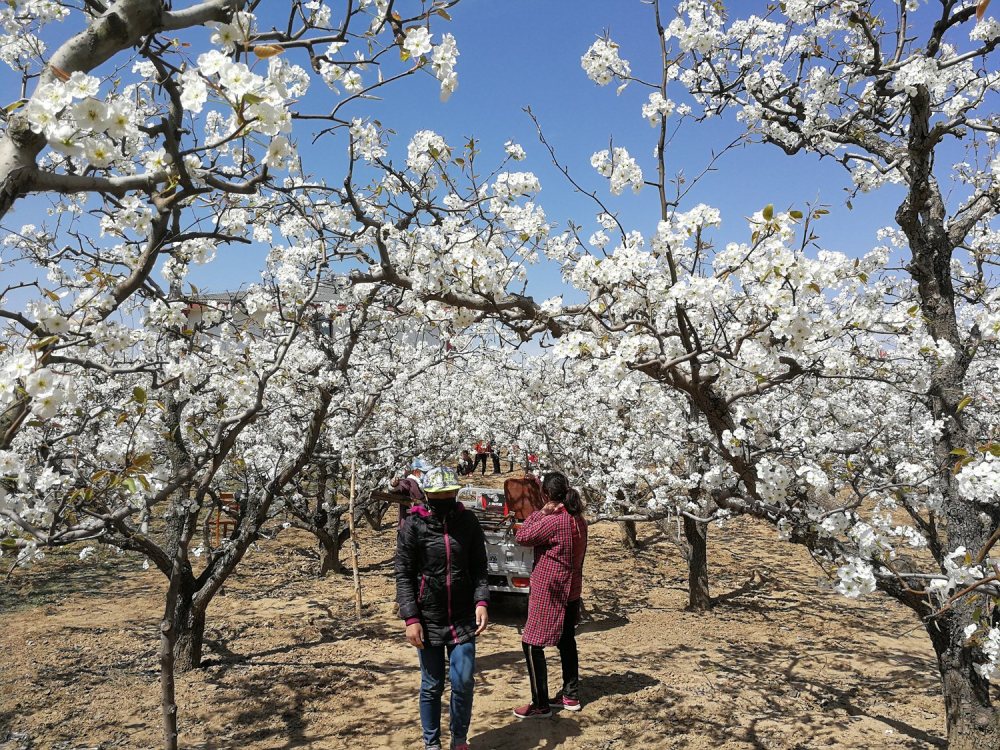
[
  {"xmin": 317, "ymin": 520, "xmax": 350, "ymax": 576},
  {"xmin": 615, "ymin": 489, "xmax": 639, "ymax": 551},
  {"xmin": 925, "ymin": 611, "xmax": 1000, "ymax": 749},
  {"xmin": 172, "ymin": 585, "xmax": 207, "ymax": 672},
  {"xmin": 890, "ymin": 77, "xmax": 1000, "ymax": 749},
  {"xmin": 682, "ymin": 515, "xmax": 711, "ymax": 611},
  {"xmin": 618, "ymin": 520, "xmax": 639, "ymax": 550}
]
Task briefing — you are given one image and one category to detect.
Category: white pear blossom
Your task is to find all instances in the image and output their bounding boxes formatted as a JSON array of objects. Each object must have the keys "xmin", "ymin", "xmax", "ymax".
[
  {"xmin": 404, "ymin": 26, "xmax": 433, "ymax": 58},
  {"xmin": 591, "ymin": 148, "xmax": 643, "ymax": 194}
]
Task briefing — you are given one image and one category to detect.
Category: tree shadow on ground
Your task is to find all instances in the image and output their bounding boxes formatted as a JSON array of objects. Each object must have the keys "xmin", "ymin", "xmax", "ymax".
[
  {"xmin": 471, "ymin": 715, "xmax": 584, "ymax": 750},
  {"xmin": 194, "ymin": 653, "xmax": 421, "ymax": 750},
  {"xmin": 0, "ymin": 551, "xmax": 144, "ymax": 612},
  {"xmin": 710, "ymin": 570, "xmax": 770, "ymax": 607},
  {"xmin": 576, "ymin": 602, "xmax": 629, "ymax": 635},
  {"xmin": 476, "ymin": 649, "xmax": 526, "ymax": 672},
  {"xmin": 621, "ymin": 637, "xmax": 944, "ymax": 750},
  {"xmin": 584, "ymin": 669, "xmax": 659, "ymax": 701},
  {"xmin": 1, "ymin": 517, "xmax": 949, "ymax": 750},
  {"xmin": 202, "ymin": 609, "xmax": 398, "ymax": 670}
]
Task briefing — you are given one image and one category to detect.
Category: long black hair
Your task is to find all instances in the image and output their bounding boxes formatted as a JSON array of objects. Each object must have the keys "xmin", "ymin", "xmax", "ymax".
[{"xmin": 541, "ymin": 471, "xmax": 584, "ymax": 516}]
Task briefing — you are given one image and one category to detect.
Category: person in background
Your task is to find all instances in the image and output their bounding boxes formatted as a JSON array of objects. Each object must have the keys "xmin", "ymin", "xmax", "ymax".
[
  {"xmin": 512, "ymin": 471, "xmax": 588, "ymax": 719},
  {"xmin": 409, "ymin": 457, "xmax": 432, "ymax": 486},
  {"xmin": 396, "ymin": 466, "xmax": 491, "ymax": 750},
  {"xmin": 457, "ymin": 450, "xmax": 474, "ymax": 476},
  {"xmin": 472, "ymin": 440, "xmax": 488, "ymax": 475},
  {"xmin": 526, "ymin": 452, "xmax": 539, "ymax": 473},
  {"xmin": 487, "ymin": 439, "xmax": 501, "ymax": 474},
  {"xmin": 391, "ymin": 466, "xmax": 425, "ymax": 526},
  {"xmin": 508, "ymin": 443, "xmax": 522, "ymax": 473}
]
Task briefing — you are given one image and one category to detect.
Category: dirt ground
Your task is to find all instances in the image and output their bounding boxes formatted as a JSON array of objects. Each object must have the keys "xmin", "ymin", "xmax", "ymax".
[{"xmin": 1, "ymin": 471, "xmax": 949, "ymax": 749}]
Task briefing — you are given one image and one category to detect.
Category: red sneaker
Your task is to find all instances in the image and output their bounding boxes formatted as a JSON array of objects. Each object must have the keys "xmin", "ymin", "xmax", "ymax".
[
  {"xmin": 453, "ymin": 744, "xmax": 470, "ymax": 750},
  {"xmin": 551, "ymin": 695, "xmax": 581, "ymax": 712},
  {"xmin": 513, "ymin": 703, "xmax": 552, "ymax": 719}
]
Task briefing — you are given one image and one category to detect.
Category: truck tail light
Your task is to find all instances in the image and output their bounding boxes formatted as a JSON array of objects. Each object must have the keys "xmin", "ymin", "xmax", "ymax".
[{"xmin": 512, "ymin": 577, "xmax": 530, "ymax": 588}]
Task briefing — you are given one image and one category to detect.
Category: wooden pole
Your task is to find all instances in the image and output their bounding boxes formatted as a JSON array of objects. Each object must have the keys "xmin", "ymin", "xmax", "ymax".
[{"xmin": 348, "ymin": 457, "xmax": 363, "ymax": 619}]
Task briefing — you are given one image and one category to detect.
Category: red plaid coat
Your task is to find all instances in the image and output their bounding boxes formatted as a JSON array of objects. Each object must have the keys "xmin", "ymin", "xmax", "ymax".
[{"xmin": 516, "ymin": 509, "xmax": 583, "ymax": 647}]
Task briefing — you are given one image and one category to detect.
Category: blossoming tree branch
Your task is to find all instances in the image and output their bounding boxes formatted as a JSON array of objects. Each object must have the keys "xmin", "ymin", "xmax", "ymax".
[{"xmin": 3, "ymin": 1, "xmax": 1000, "ymax": 750}]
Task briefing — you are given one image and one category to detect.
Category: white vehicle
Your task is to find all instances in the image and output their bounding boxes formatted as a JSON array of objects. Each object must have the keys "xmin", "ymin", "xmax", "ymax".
[{"xmin": 458, "ymin": 486, "xmax": 534, "ymax": 595}]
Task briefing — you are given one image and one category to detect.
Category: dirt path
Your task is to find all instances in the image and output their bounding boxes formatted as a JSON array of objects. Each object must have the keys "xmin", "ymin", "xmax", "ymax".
[{"xmin": 1, "ymin": 479, "xmax": 946, "ymax": 749}]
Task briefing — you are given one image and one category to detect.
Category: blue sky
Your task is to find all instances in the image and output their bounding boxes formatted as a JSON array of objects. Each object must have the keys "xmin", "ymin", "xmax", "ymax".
[
  {"xmin": 202, "ymin": 0, "xmax": 905, "ymax": 297},
  {"xmin": 3, "ymin": 1, "xmax": 924, "ymax": 301}
]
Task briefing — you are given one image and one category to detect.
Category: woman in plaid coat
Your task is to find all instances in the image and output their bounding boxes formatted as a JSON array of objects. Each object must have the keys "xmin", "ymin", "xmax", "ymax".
[{"xmin": 513, "ymin": 472, "xmax": 588, "ymax": 718}]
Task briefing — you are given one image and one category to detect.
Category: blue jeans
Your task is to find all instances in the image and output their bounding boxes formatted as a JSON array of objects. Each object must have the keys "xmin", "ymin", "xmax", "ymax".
[{"xmin": 418, "ymin": 640, "xmax": 476, "ymax": 749}]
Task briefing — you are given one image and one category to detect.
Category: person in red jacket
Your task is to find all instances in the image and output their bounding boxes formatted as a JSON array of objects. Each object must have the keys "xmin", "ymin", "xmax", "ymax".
[
  {"xmin": 472, "ymin": 440, "xmax": 488, "ymax": 475},
  {"xmin": 512, "ymin": 471, "xmax": 589, "ymax": 718}
]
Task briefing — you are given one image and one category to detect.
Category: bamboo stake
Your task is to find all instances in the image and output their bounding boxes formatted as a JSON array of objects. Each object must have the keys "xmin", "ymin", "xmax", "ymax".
[{"xmin": 348, "ymin": 457, "xmax": 363, "ymax": 619}]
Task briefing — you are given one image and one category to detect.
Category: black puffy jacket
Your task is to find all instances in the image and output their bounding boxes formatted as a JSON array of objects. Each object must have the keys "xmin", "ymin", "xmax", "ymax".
[{"xmin": 395, "ymin": 503, "xmax": 490, "ymax": 646}]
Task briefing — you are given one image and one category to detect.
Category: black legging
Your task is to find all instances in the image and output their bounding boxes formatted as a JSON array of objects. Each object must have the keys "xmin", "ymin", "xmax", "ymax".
[
  {"xmin": 523, "ymin": 599, "xmax": 581, "ymax": 708},
  {"xmin": 472, "ymin": 453, "xmax": 488, "ymax": 474}
]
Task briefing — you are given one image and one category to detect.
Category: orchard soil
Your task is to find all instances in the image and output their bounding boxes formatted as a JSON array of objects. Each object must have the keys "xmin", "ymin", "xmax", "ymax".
[{"xmin": 1, "ymin": 472, "xmax": 950, "ymax": 749}]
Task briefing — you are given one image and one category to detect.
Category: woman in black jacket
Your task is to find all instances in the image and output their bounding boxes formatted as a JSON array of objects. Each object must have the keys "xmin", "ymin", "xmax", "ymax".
[{"xmin": 395, "ymin": 466, "xmax": 490, "ymax": 750}]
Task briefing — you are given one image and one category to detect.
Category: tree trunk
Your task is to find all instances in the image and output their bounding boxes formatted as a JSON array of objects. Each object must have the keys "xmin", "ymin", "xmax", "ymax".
[
  {"xmin": 348, "ymin": 458, "xmax": 363, "ymax": 619},
  {"xmin": 160, "ymin": 572, "xmax": 181, "ymax": 750},
  {"xmin": 171, "ymin": 582, "xmax": 206, "ymax": 672},
  {"xmin": 315, "ymin": 464, "xmax": 344, "ymax": 575},
  {"xmin": 683, "ymin": 515, "xmax": 711, "ymax": 611},
  {"xmin": 362, "ymin": 503, "xmax": 388, "ymax": 531},
  {"xmin": 318, "ymin": 524, "xmax": 344, "ymax": 576},
  {"xmin": 160, "ymin": 499, "xmax": 202, "ymax": 748},
  {"xmin": 925, "ymin": 613, "xmax": 1000, "ymax": 749},
  {"xmin": 613, "ymin": 489, "xmax": 639, "ymax": 551},
  {"xmin": 888, "ymin": 82, "xmax": 1000, "ymax": 749},
  {"xmin": 618, "ymin": 520, "xmax": 638, "ymax": 550}
]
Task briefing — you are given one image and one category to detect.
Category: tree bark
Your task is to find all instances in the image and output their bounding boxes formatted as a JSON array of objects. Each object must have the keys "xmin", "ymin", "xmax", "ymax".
[
  {"xmin": 892, "ymin": 81, "xmax": 1000, "ymax": 748},
  {"xmin": 159, "ymin": 571, "xmax": 181, "ymax": 750},
  {"xmin": 316, "ymin": 463, "xmax": 347, "ymax": 575},
  {"xmin": 161, "ymin": 485, "xmax": 206, "ymax": 673},
  {"xmin": 618, "ymin": 520, "xmax": 639, "ymax": 550},
  {"xmin": 317, "ymin": 523, "xmax": 345, "ymax": 576},
  {"xmin": 682, "ymin": 515, "xmax": 712, "ymax": 611},
  {"xmin": 925, "ymin": 613, "xmax": 1000, "ymax": 749},
  {"xmin": 362, "ymin": 503, "xmax": 389, "ymax": 531},
  {"xmin": 170, "ymin": 575, "xmax": 206, "ymax": 672},
  {"xmin": 348, "ymin": 458, "xmax": 362, "ymax": 619},
  {"xmin": 160, "ymin": 501, "xmax": 200, "ymax": 747},
  {"xmin": 614, "ymin": 489, "xmax": 639, "ymax": 551},
  {"xmin": 283, "ymin": 516, "xmax": 349, "ymax": 576}
]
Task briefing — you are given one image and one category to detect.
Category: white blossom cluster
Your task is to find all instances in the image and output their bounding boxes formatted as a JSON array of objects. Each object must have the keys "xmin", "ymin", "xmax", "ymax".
[
  {"xmin": 4, "ymin": 0, "xmax": 1000, "ymax": 715},
  {"xmin": 407, "ymin": 130, "xmax": 451, "ymax": 177},
  {"xmin": 0, "ymin": 0, "xmax": 66, "ymax": 70},
  {"xmin": 590, "ymin": 148, "xmax": 643, "ymax": 195},
  {"xmin": 402, "ymin": 27, "xmax": 460, "ymax": 100},
  {"xmin": 957, "ymin": 452, "xmax": 1000, "ymax": 505},
  {"xmin": 835, "ymin": 559, "xmax": 877, "ymax": 598},
  {"xmin": 642, "ymin": 92, "xmax": 675, "ymax": 126},
  {"xmin": 580, "ymin": 38, "xmax": 631, "ymax": 88},
  {"xmin": 492, "ymin": 172, "xmax": 541, "ymax": 199}
]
